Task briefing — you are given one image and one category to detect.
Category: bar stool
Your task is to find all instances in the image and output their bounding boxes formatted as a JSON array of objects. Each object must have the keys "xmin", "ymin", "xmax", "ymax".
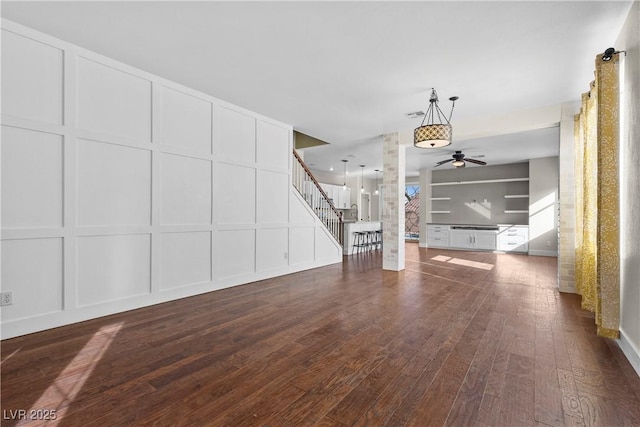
[
  {"xmin": 373, "ymin": 229, "xmax": 383, "ymax": 250},
  {"xmin": 366, "ymin": 230, "xmax": 376, "ymax": 253},
  {"xmin": 352, "ymin": 231, "xmax": 369, "ymax": 254}
]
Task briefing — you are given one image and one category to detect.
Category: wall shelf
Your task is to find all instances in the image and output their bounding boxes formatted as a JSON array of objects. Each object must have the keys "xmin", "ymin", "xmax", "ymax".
[
  {"xmin": 504, "ymin": 194, "xmax": 529, "ymax": 199},
  {"xmin": 504, "ymin": 210, "xmax": 528, "ymax": 214},
  {"xmin": 430, "ymin": 211, "xmax": 451, "ymax": 214},
  {"xmin": 429, "ymin": 197, "xmax": 451, "ymax": 200},
  {"xmin": 431, "ymin": 177, "xmax": 529, "ymax": 186}
]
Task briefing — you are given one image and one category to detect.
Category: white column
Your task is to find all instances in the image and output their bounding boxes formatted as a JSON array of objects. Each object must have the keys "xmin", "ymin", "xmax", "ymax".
[
  {"xmin": 419, "ymin": 168, "xmax": 432, "ymax": 248},
  {"xmin": 382, "ymin": 132, "xmax": 405, "ymax": 271}
]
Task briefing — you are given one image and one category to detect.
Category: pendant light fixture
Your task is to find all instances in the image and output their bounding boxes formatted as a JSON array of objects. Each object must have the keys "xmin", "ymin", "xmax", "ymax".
[
  {"xmin": 341, "ymin": 159, "xmax": 348, "ymax": 190},
  {"xmin": 374, "ymin": 170, "xmax": 380, "ymax": 195},
  {"xmin": 359, "ymin": 165, "xmax": 365, "ymax": 193},
  {"xmin": 414, "ymin": 88, "xmax": 458, "ymax": 148}
]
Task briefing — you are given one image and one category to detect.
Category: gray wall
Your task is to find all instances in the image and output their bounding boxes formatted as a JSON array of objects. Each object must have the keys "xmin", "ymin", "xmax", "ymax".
[
  {"xmin": 528, "ymin": 157, "xmax": 559, "ymax": 256},
  {"xmin": 430, "ymin": 162, "xmax": 530, "ymax": 225}
]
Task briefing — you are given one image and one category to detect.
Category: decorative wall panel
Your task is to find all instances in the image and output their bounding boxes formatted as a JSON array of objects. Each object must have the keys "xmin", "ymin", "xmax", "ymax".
[
  {"xmin": 258, "ymin": 121, "xmax": 289, "ymax": 171},
  {"xmin": 257, "ymin": 228, "xmax": 288, "ymax": 272},
  {"xmin": 289, "ymin": 191, "xmax": 316, "ymax": 225},
  {"xmin": 160, "ymin": 86, "xmax": 212, "ymax": 154},
  {"xmin": 0, "ymin": 238, "xmax": 63, "ymax": 321},
  {"xmin": 160, "ymin": 153, "xmax": 212, "ymax": 225},
  {"xmin": 1, "ymin": 29, "xmax": 63, "ymax": 125},
  {"xmin": 217, "ymin": 229, "xmax": 256, "ymax": 279},
  {"xmin": 215, "ymin": 163, "xmax": 256, "ymax": 225},
  {"xmin": 290, "ymin": 227, "xmax": 315, "ymax": 265},
  {"xmin": 214, "ymin": 105, "xmax": 256, "ymax": 164},
  {"xmin": 1, "ymin": 126, "xmax": 63, "ymax": 228},
  {"xmin": 76, "ymin": 234, "xmax": 151, "ymax": 307},
  {"xmin": 257, "ymin": 170, "xmax": 289, "ymax": 224},
  {"xmin": 77, "ymin": 57, "xmax": 152, "ymax": 141},
  {"xmin": 77, "ymin": 138, "xmax": 151, "ymax": 226},
  {"xmin": 160, "ymin": 231, "xmax": 211, "ymax": 290},
  {"xmin": 316, "ymin": 227, "xmax": 341, "ymax": 261}
]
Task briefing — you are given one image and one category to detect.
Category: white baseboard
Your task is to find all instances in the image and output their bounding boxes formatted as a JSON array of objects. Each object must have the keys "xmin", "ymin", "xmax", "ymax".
[
  {"xmin": 618, "ymin": 329, "xmax": 640, "ymax": 378},
  {"xmin": 528, "ymin": 249, "xmax": 558, "ymax": 257}
]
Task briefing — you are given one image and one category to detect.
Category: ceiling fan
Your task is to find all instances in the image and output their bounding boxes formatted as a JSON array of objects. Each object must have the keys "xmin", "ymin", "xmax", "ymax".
[{"xmin": 435, "ymin": 150, "xmax": 487, "ymax": 168}]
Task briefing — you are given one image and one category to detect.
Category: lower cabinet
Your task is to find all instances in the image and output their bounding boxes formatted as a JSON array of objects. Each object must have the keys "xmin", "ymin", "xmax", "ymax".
[
  {"xmin": 427, "ymin": 223, "xmax": 528, "ymax": 253},
  {"xmin": 450, "ymin": 230, "xmax": 497, "ymax": 251},
  {"xmin": 497, "ymin": 225, "xmax": 529, "ymax": 253},
  {"xmin": 427, "ymin": 224, "xmax": 450, "ymax": 247},
  {"xmin": 449, "ymin": 230, "xmax": 472, "ymax": 249}
]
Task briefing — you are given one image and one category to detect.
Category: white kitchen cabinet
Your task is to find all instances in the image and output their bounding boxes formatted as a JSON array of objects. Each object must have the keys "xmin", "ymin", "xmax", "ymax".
[
  {"xmin": 329, "ymin": 185, "xmax": 340, "ymax": 206},
  {"xmin": 319, "ymin": 183, "xmax": 332, "ymax": 199},
  {"xmin": 317, "ymin": 183, "xmax": 351, "ymax": 208},
  {"xmin": 450, "ymin": 230, "xmax": 473, "ymax": 249},
  {"xmin": 497, "ymin": 225, "xmax": 529, "ymax": 253},
  {"xmin": 336, "ymin": 187, "xmax": 351, "ymax": 208},
  {"xmin": 449, "ymin": 227, "xmax": 497, "ymax": 251},
  {"xmin": 427, "ymin": 223, "xmax": 528, "ymax": 253},
  {"xmin": 475, "ymin": 231, "xmax": 498, "ymax": 250},
  {"xmin": 427, "ymin": 224, "xmax": 450, "ymax": 248}
]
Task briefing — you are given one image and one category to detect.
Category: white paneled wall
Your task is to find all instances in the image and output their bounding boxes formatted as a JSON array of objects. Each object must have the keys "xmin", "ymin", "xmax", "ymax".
[
  {"xmin": 2, "ymin": 127, "xmax": 64, "ymax": 228},
  {"xmin": 77, "ymin": 139, "xmax": 152, "ymax": 226},
  {"xmin": 0, "ymin": 20, "xmax": 341, "ymax": 339}
]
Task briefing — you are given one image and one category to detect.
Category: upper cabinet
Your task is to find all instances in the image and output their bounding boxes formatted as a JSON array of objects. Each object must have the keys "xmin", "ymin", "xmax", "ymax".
[{"xmin": 318, "ymin": 183, "xmax": 351, "ymax": 209}]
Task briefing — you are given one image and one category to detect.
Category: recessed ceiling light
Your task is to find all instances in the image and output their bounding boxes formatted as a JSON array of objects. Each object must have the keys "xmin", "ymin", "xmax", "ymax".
[{"xmin": 346, "ymin": 154, "xmax": 356, "ymax": 158}]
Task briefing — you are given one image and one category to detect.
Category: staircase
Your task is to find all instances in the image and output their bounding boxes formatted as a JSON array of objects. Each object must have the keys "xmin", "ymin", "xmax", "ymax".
[{"xmin": 292, "ymin": 150, "xmax": 344, "ymax": 245}]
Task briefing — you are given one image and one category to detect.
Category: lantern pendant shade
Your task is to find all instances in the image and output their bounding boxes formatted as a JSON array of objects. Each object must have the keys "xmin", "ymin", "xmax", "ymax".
[
  {"xmin": 414, "ymin": 124, "xmax": 452, "ymax": 148},
  {"xmin": 413, "ymin": 88, "xmax": 457, "ymax": 149}
]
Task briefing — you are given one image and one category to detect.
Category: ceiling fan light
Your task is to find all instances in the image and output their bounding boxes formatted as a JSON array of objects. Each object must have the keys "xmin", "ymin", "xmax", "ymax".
[
  {"xmin": 452, "ymin": 160, "xmax": 465, "ymax": 167},
  {"xmin": 414, "ymin": 124, "xmax": 452, "ymax": 148}
]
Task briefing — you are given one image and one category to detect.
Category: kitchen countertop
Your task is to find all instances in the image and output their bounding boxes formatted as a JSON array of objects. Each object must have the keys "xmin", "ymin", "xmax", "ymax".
[{"xmin": 428, "ymin": 223, "xmax": 528, "ymax": 227}]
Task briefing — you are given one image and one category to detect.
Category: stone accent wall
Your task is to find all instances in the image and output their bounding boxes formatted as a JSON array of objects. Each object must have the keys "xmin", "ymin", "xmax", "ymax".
[{"xmin": 382, "ymin": 132, "xmax": 405, "ymax": 271}]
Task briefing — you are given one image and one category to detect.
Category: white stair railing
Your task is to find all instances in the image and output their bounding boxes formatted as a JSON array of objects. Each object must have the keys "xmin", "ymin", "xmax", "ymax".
[{"xmin": 292, "ymin": 150, "xmax": 343, "ymax": 245}]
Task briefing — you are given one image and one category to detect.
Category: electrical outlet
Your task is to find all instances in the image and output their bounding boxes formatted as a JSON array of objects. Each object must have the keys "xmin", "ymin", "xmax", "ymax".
[
  {"xmin": 1, "ymin": 291, "xmax": 13, "ymax": 306},
  {"xmin": 284, "ymin": 251, "xmax": 288, "ymax": 259}
]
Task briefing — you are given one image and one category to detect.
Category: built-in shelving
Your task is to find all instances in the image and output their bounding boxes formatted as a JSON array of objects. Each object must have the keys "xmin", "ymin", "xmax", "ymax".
[
  {"xmin": 429, "ymin": 197, "xmax": 451, "ymax": 200},
  {"xmin": 504, "ymin": 194, "xmax": 529, "ymax": 199},
  {"xmin": 430, "ymin": 211, "xmax": 451, "ymax": 214},
  {"xmin": 431, "ymin": 177, "xmax": 529, "ymax": 187},
  {"xmin": 504, "ymin": 210, "xmax": 528, "ymax": 214}
]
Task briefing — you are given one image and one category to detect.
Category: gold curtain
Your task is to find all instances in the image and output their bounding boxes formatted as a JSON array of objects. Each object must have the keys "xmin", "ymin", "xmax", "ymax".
[{"xmin": 574, "ymin": 53, "xmax": 620, "ymax": 339}]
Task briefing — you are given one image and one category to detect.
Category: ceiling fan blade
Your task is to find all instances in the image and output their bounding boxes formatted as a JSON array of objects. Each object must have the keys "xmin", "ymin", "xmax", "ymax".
[
  {"xmin": 466, "ymin": 158, "xmax": 487, "ymax": 165},
  {"xmin": 435, "ymin": 158, "xmax": 455, "ymax": 166}
]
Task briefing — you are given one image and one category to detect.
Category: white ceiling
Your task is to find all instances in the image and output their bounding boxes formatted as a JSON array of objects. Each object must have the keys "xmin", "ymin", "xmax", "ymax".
[{"xmin": 2, "ymin": 1, "xmax": 632, "ymax": 178}]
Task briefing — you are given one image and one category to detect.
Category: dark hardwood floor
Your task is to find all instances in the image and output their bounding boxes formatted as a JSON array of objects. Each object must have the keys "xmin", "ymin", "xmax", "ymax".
[{"xmin": 2, "ymin": 243, "xmax": 640, "ymax": 426}]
